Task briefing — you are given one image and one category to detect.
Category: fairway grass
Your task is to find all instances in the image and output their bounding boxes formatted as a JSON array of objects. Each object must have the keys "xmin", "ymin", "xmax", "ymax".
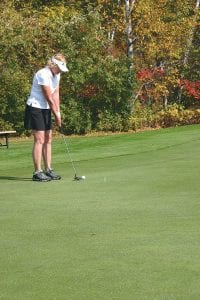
[{"xmin": 0, "ymin": 125, "xmax": 200, "ymax": 299}]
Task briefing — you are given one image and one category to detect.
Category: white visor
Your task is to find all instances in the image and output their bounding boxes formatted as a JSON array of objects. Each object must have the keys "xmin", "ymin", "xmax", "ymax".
[{"xmin": 51, "ymin": 57, "xmax": 69, "ymax": 72}]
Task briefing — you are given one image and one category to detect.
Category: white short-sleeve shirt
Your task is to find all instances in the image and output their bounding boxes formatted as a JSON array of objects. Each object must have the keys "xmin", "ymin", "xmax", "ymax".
[{"xmin": 27, "ymin": 67, "xmax": 60, "ymax": 109}]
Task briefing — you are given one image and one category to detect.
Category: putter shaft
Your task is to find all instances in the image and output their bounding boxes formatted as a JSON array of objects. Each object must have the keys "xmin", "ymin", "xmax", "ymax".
[{"xmin": 61, "ymin": 134, "xmax": 77, "ymax": 176}]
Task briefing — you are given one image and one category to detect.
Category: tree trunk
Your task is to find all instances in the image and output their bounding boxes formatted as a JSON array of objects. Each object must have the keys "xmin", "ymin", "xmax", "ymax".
[
  {"xmin": 183, "ymin": 0, "xmax": 199, "ymax": 65},
  {"xmin": 125, "ymin": 0, "xmax": 136, "ymax": 59},
  {"xmin": 178, "ymin": 0, "xmax": 199, "ymax": 102}
]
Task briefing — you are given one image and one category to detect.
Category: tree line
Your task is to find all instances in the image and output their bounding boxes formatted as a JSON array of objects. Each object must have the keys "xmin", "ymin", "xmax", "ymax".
[{"xmin": 0, "ymin": 0, "xmax": 199, "ymax": 135}]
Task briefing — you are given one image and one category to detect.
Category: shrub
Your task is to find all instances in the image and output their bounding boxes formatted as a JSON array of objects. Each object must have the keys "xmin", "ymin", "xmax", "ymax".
[
  {"xmin": 0, "ymin": 118, "xmax": 14, "ymax": 131},
  {"xmin": 61, "ymin": 99, "xmax": 92, "ymax": 134},
  {"xmin": 96, "ymin": 112, "xmax": 124, "ymax": 132},
  {"xmin": 130, "ymin": 103, "xmax": 200, "ymax": 131}
]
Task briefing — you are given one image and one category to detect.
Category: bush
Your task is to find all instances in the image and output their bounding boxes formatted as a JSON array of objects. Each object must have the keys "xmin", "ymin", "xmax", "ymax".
[
  {"xmin": 0, "ymin": 118, "xmax": 14, "ymax": 131},
  {"xmin": 129, "ymin": 103, "xmax": 155, "ymax": 131},
  {"xmin": 61, "ymin": 99, "xmax": 92, "ymax": 134},
  {"xmin": 96, "ymin": 112, "xmax": 124, "ymax": 132},
  {"xmin": 129, "ymin": 103, "xmax": 200, "ymax": 131}
]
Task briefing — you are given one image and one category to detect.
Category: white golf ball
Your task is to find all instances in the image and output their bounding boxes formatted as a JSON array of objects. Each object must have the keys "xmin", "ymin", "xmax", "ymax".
[{"xmin": 82, "ymin": 175, "xmax": 86, "ymax": 180}]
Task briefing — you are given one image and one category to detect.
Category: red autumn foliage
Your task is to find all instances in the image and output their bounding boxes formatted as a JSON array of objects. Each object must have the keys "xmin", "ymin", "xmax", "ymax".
[
  {"xmin": 136, "ymin": 67, "xmax": 165, "ymax": 102},
  {"xmin": 137, "ymin": 67, "xmax": 164, "ymax": 81},
  {"xmin": 180, "ymin": 80, "xmax": 200, "ymax": 100}
]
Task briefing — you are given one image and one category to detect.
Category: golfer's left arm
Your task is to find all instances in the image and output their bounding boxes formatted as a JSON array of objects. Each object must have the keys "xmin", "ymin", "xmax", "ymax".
[
  {"xmin": 52, "ymin": 85, "xmax": 60, "ymax": 113},
  {"xmin": 41, "ymin": 85, "xmax": 61, "ymax": 127}
]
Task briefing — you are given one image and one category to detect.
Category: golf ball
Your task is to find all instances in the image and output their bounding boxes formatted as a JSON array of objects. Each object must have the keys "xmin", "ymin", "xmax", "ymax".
[{"xmin": 82, "ymin": 175, "xmax": 86, "ymax": 180}]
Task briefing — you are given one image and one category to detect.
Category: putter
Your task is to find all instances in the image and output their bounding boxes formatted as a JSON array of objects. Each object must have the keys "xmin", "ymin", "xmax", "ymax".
[{"xmin": 61, "ymin": 131, "xmax": 85, "ymax": 181}]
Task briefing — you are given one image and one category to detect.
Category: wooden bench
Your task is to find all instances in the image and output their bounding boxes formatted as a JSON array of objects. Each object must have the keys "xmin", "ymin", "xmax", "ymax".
[{"xmin": 0, "ymin": 131, "xmax": 16, "ymax": 148}]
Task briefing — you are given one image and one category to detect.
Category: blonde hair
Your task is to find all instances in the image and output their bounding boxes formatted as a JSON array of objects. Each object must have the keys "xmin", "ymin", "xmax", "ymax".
[{"xmin": 47, "ymin": 53, "xmax": 66, "ymax": 68}]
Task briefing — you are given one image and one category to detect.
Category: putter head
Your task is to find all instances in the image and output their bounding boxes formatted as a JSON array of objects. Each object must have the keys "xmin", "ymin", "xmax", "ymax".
[{"xmin": 74, "ymin": 175, "xmax": 86, "ymax": 181}]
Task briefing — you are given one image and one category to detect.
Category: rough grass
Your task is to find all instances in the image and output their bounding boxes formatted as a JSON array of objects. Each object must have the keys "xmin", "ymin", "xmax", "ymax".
[{"xmin": 0, "ymin": 125, "xmax": 200, "ymax": 300}]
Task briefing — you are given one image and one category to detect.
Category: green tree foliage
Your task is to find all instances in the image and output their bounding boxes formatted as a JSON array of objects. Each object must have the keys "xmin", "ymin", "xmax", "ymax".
[
  {"xmin": 0, "ymin": 3, "xmax": 31, "ymax": 133},
  {"xmin": 0, "ymin": 3, "xmax": 132, "ymax": 134},
  {"xmin": 0, "ymin": 0, "xmax": 199, "ymax": 134}
]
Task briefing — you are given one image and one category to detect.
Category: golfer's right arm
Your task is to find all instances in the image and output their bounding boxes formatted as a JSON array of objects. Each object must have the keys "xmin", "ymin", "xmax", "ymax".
[{"xmin": 41, "ymin": 85, "xmax": 61, "ymax": 127}]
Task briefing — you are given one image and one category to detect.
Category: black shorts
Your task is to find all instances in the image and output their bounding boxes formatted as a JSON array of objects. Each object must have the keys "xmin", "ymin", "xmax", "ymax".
[{"xmin": 24, "ymin": 105, "xmax": 52, "ymax": 131}]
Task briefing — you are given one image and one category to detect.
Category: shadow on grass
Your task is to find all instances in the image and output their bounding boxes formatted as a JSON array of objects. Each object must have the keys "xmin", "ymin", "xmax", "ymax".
[{"xmin": 0, "ymin": 176, "xmax": 31, "ymax": 181}]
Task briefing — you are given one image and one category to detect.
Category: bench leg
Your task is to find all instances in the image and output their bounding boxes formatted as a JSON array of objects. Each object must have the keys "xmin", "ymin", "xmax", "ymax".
[{"xmin": 5, "ymin": 134, "xmax": 9, "ymax": 148}]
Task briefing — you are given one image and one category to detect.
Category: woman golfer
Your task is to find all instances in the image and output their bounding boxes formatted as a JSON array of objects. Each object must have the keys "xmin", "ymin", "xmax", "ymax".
[{"xmin": 24, "ymin": 53, "xmax": 68, "ymax": 182}]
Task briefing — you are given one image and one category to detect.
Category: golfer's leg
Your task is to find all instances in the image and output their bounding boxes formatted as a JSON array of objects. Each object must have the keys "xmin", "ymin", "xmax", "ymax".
[
  {"xmin": 43, "ymin": 130, "xmax": 52, "ymax": 170},
  {"xmin": 32, "ymin": 130, "xmax": 45, "ymax": 171}
]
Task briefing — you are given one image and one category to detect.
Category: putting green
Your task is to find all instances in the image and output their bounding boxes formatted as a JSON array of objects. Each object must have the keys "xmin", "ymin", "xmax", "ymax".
[{"xmin": 0, "ymin": 125, "xmax": 200, "ymax": 299}]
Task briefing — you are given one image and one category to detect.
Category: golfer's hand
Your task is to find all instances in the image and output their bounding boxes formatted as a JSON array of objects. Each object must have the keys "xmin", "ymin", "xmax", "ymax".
[{"xmin": 56, "ymin": 116, "xmax": 61, "ymax": 127}]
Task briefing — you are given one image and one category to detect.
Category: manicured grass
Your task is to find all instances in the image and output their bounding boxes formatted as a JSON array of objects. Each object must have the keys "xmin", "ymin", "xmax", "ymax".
[{"xmin": 1, "ymin": 125, "xmax": 200, "ymax": 299}]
